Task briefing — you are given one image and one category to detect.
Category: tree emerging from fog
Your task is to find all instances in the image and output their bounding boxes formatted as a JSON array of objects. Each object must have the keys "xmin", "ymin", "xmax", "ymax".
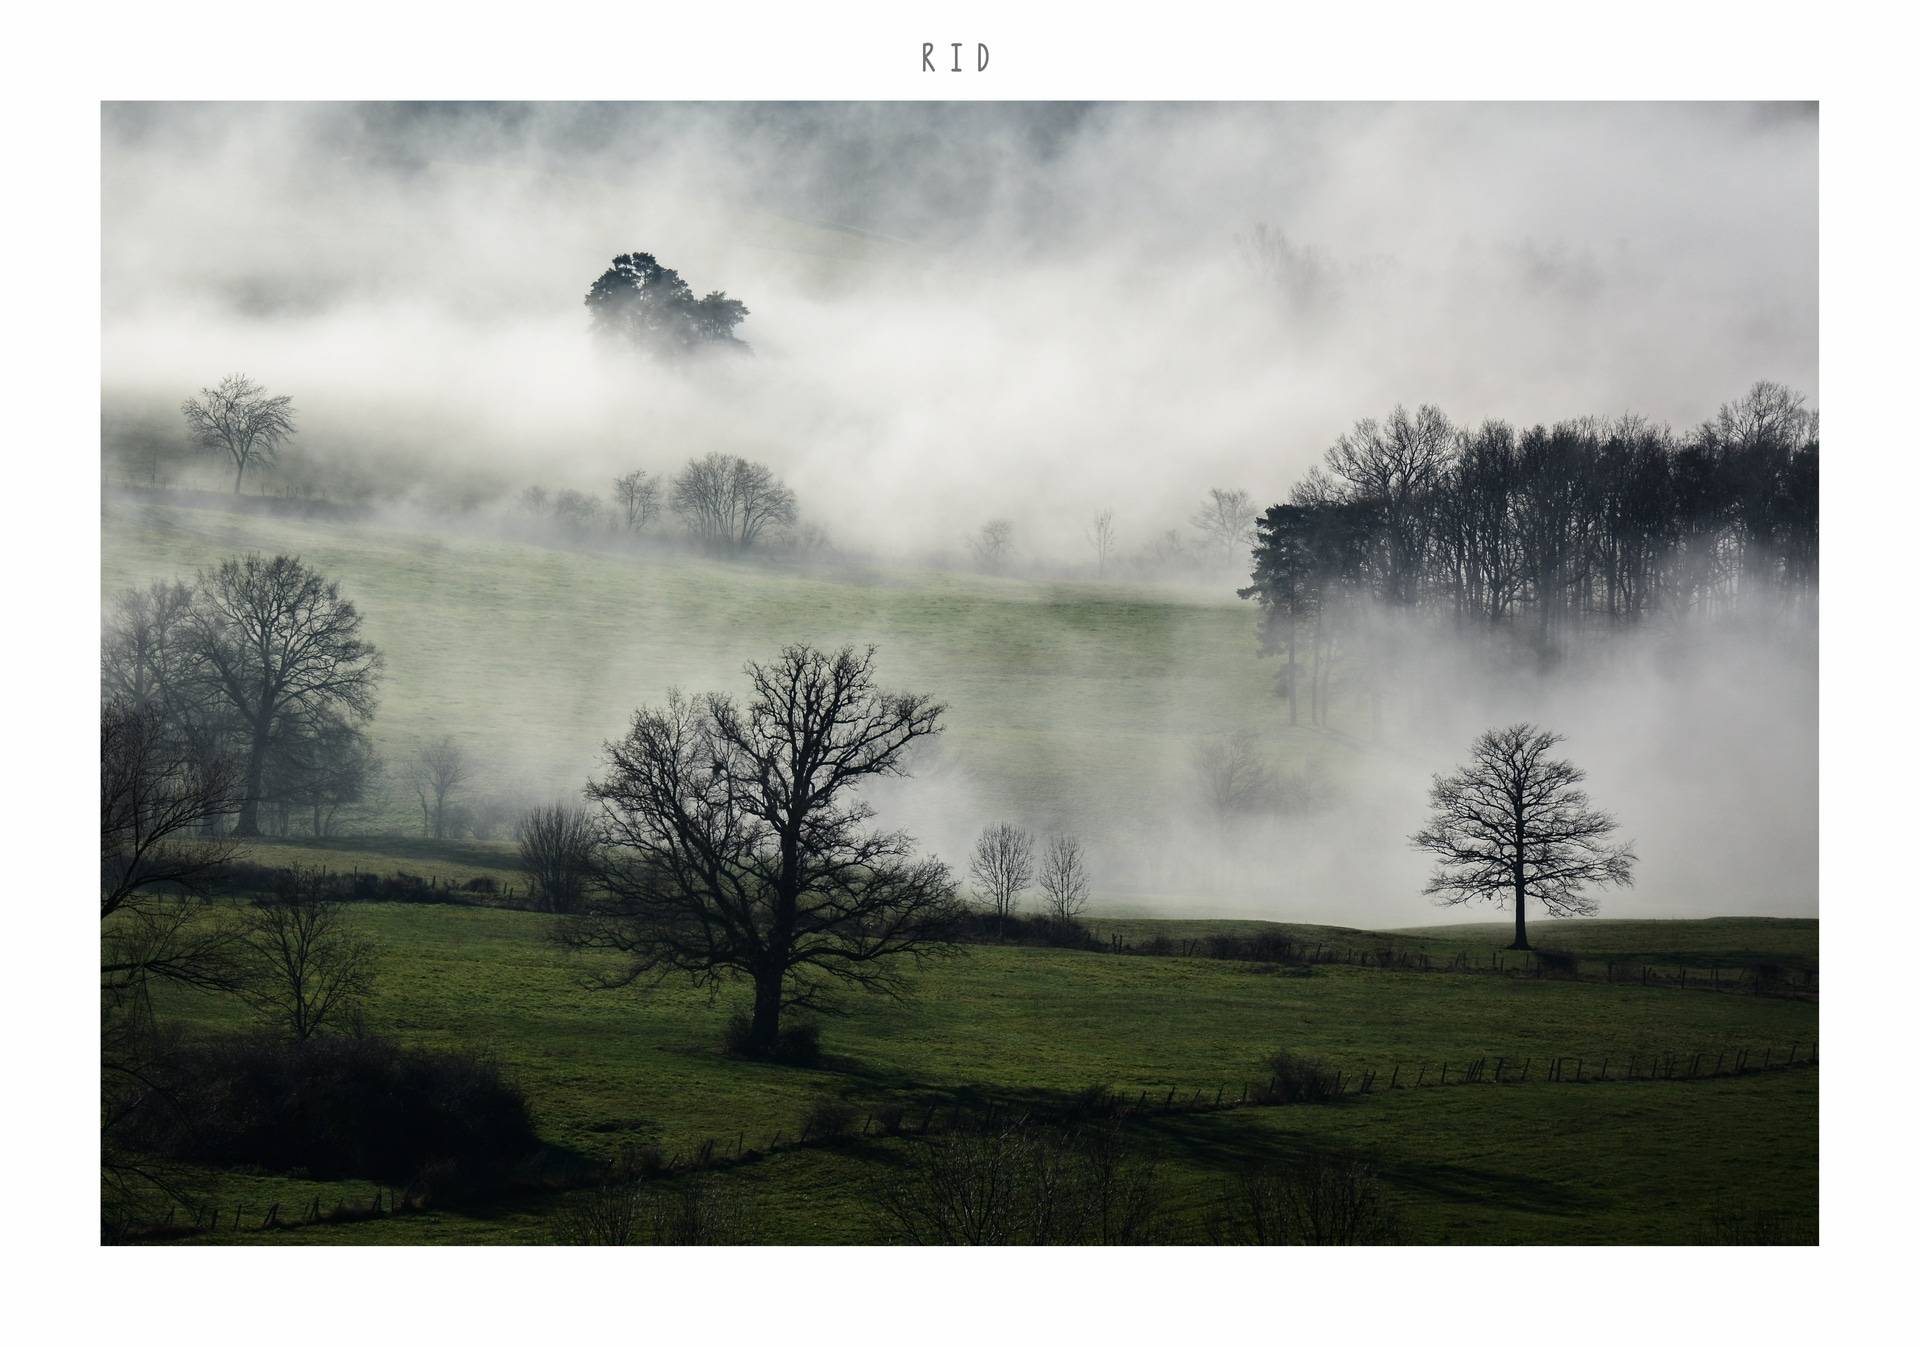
[
  {"xmin": 584, "ymin": 252, "xmax": 750, "ymax": 359},
  {"xmin": 187, "ymin": 555, "xmax": 384, "ymax": 837},
  {"xmin": 567, "ymin": 644, "xmax": 961, "ymax": 1056},
  {"xmin": 1411, "ymin": 724, "xmax": 1636, "ymax": 950},
  {"xmin": 669, "ymin": 452, "xmax": 798, "ymax": 552},
  {"xmin": 179, "ymin": 373, "xmax": 297, "ymax": 495}
]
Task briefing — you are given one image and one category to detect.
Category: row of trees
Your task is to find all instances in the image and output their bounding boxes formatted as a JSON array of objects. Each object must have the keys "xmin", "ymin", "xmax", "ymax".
[
  {"xmin": 517, "ymin": 452, "xmax": 804, "ymax": 554},
  {"xmin": 1240, "ymin": 382, "xmax": 1818, "ymax": 725}
]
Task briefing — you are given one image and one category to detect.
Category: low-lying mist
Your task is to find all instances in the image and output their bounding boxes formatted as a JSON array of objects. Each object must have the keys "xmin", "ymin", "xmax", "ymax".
[
  {"xmin": 100, "ymin": 101, "xmax": 1818, "ymax": 929},
  {"xmin": 103, "ymin": 102, "xmax": 1817, "ymax": 562}
]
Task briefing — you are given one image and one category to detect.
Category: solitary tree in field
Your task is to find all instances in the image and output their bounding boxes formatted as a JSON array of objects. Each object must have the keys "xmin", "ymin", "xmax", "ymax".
[
  {"xmin": 187, "ymin": 554, "xmax": 383, "ymax": 837},
  {"xmin": 239, "ymin": 870, "xmax": 377, "ymax": 1041},
  {"xmin": 1410, "ymin": 724, "xmax": 1636, "ymax": 950},
  {"xmin": 1039, "ymin": 834, "xmax": 1091, "ymax": 924},
  {"xmin": 518, "ymin": 803, "xmax": 598, "ymax": 914},
  {"xmin": 969, "ymin": 823, "xmax": 1034, "ymax": 931},
  {"xmin": 1192, "ymin": 731, "xmax": 1275, "ymax": 821},
  {"xmin": 1191, "ymin": 488, "xmax": 1258, "ymax": 566},
  {"xmin": 970, "ymin": 519, "xmax": 1014, "ymax": 573},
  {"xmin": 180, "ymin": 374, "xmax": 297, "ymax": 494},
  {"xmin": 410, "ymin": 736, "xmax": 472, "ymax": 841},
  {"xmin": 569, "ymin": 644, "xmax": 962, "ymax": 1056},
  {"xmin": 1087, "ymin": 509, "xmax": 1118, "ymax": 578}
]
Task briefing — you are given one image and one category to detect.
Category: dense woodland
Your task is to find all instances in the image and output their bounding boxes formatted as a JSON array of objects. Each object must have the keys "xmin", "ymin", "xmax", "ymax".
[{"xmin": 1239, "ymin": 381, "xmax": 1818, "ymax": 724}]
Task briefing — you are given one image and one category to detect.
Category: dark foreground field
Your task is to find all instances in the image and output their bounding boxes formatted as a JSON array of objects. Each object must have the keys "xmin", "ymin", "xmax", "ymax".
[{"xmin": 125, "ymin": 859, "xmax": 1817, "ymax": 1246}]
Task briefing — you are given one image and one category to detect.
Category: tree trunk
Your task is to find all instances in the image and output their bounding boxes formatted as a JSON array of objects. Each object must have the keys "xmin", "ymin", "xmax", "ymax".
[
  {"xmin": 1510, "ymin": 876, "xmax": 1530, "ymax": 950},
  {"xmin": 1286, "ymin": 615, "xmax": 1298, "ymax": 726},
  {"xmin": 235, "ymin": 725, "xmax": 270, "ymax": 837},
  {"xmin": 749, "ymin": 972, "xmax": 783, "ymax": 1055},
  {"xmin": 233, "ymin": 457, "xmax": 246, "ymax": 494}
]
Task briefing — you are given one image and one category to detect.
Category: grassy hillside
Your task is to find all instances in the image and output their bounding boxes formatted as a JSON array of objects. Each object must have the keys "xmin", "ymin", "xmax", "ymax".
[
  {"xmin": 101, "ymin": 494, "xmax": 1316, "ymax": 866},
  {"xmin": 143, "ymin": 903, "xmax": 1818, "ymax": 1245}
]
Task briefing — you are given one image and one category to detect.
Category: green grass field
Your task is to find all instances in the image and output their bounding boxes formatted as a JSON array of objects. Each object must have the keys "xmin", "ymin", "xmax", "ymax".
[
  {"xmin": 103, "ymin": 492, "xmax": 1818, "ymax": 1245},
  {"xmin": 141, "ymin": 899, "xmax": 1817, "ymax": 1245}
]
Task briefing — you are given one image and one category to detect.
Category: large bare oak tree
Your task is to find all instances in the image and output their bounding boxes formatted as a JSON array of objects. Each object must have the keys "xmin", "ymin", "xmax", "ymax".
[
  {"xmin": 567, "ymin": 644, "xmax": 960, "ymax": 1055},
  {"xmin": 1410, "ymin": 723, "xmax": 1636, "ymax": 950}
]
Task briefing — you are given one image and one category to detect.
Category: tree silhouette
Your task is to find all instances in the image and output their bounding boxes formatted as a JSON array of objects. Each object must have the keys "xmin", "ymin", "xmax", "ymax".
[
  {"xmin": 584, "ymin": 252, "xmax": 749, "ymax": 359},
  {"xmin": 569, "ymin": 645, "xmax": 960, "ymax": 1055},
  {"xmin": 180, "ymin": 374, "xmax": 296, "ymax": 494},
  {"xmin": 1410, "ymin": 724, "xmax": 1635, "ymax": 950}
]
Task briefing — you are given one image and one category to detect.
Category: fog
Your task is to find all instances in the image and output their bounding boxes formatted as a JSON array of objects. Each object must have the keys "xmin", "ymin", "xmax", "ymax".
[{"xmin": 101, "ymin": 102, "xmax": 1818, "ymax": 926}]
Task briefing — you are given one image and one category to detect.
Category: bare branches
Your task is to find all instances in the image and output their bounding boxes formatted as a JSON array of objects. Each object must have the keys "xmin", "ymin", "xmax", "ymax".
[
  {"xmin": 518, "ymin": 803, "xmax": 598, "ymax": 914},
  {"xmin": 1191, "ymin": 488, "xmax": 1257, "ymax": 566},
  {"xmin": 237, "ymin": 870, "xmax": 378, "ymax": 1041},
  {"xmin": 969, "ymin": 519, "xmax": 1014, "ymax": 574},
  {"xmin": 411, "ymin": 736, "xmax": 472, "ymax": 840},
  {"xmin": 1087, "ymin": 509, "xmax": 1117, "ymax": 577},
  {"xmin": 570, "ymin": 644, "xmax": 960, "ymax": 1053},
  {"xmin": 969, "ymin": 823, "xmax": 1034, "ymax": 925},
  {"xmin": 186, "ymin": 554, "xmax": 383, "ymax": 836},
  {"xmin": 1039, "ymin": 835, "xmax": 1091, "ymax": 924},
  {"xmin": 669, "ymin": 453, "xmax": 797, "ymax": 551},
  {"xmin": 179, "ymin": 373, "xmax": 297, "ymax": 494},
  {"xmin": 1410, "ymin": 723, "xmax": 1636, "ymax": 949},
  {"xmin": 612, "ymin": 469, "xmax": 662, "ymax": 532},
  {"xmin": 1192, "ymin": 731, "xmax": 1276, "ymax": 821}
]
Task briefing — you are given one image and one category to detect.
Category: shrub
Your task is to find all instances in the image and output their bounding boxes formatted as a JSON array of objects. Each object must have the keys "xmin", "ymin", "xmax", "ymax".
[
  {"xmin": 1697, "ymin": 1205, "xmax": 1812, "ymax": 1245},
  {"xmin": 1262, "ymin": 1050, "xmax": 1342, "ymax": 1104},
  {"xmin": 1533, "ymin": 949, "xmax": 1579, "ymax": 978},
  {"xmin": 117, "ymin": 1033, "xmax": 539, "ymax": 1198},
  {"xmin": 645, "ymin": 1177, "xmax": 760, "ymax": 1245},
  {"xmin": 1208, "ymin": 1155, "xmax": 1401, "ymax": 1245},
  {"xmin": 875, "ymin": 1117, "xmax": 1168, "ymax": 1245},
  {"xmin": 551, "ymin": 1178, "xmax": 646, "ymax": 1245},
  {"xmin": 804, "ymin": 1098, "xmax": 861, "ymax": 1141}
]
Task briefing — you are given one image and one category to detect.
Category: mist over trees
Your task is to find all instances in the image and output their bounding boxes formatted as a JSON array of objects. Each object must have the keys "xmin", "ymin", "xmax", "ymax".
[
  {"xmin": 584, "ymin": 252, "xmax": 750, "ymax": 359},
  {"xmin": 1241, "ymin": 382, "xmax": 1819, "ymax": 725}
]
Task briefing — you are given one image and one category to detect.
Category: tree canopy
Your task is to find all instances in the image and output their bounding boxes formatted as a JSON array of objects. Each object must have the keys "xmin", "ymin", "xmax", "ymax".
[{"xmin": 584, "ymin": 252, "xmax": 750, "ymax": 359}]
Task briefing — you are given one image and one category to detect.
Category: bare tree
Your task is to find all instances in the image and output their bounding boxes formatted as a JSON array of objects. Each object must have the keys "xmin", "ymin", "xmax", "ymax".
[
  {"xmin": 1038, "ymin": 835, "xmax": 1091, "ymax": 924},
  {"xmin": 179, "ymin": 373, "xmax": 297, "ymax": 494},
  {"xmin": 1191, "ymin": 488, "xmax": 1258, "ymax": 566},
  {"xmin": 411, "ymin": 736, "xmax": 471, "ymax": 840},
  {"xmin": 1410, "ymin": 724, "xmax": 1636, "ymax": 950},
  {"xmin": 612, "ymin": 470, "xmax": 662, "ymax": 533},
  {"xmin": 1087, "ymin": 509, "xmax": 1118, "ymax": 577},
  {"xmin": 100, "ymin": 699, "xmax": 245, "ymax": 996},
  {"xmin": 568, "ymin": 644, "xmax": 961, "ymax": 1056},
  {"xmin": 968, "ymin": 823, "xmax": 1034, "ymax": 930},
  {"xmin": 669, "ymin": 452, "xmax": 798, "ymax": 550},
  {"xmin": 239, "ymin": 870, "xmax": 378, "ymax": 1041},
  {"xmin": 518, "ymin": 803, "xmax": 598, "ymax": 914},
  {"xmin": 186, "ymin": 554, "xmax": 383, "ymax": 837},
  {"xmin": 1192, "ymin": 731, "xmax": 1276, "ymax": 820},
  {"xmin": 517, "ymin": 484, "xmax": 550, "ymax": 517},
  {"xmin": 970, "ymin": 518, "xmax": 1014, "ymax": 573},
  {"xmin": 552, "ymin": 488, "xmax": 606, "ymax": 535}
]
